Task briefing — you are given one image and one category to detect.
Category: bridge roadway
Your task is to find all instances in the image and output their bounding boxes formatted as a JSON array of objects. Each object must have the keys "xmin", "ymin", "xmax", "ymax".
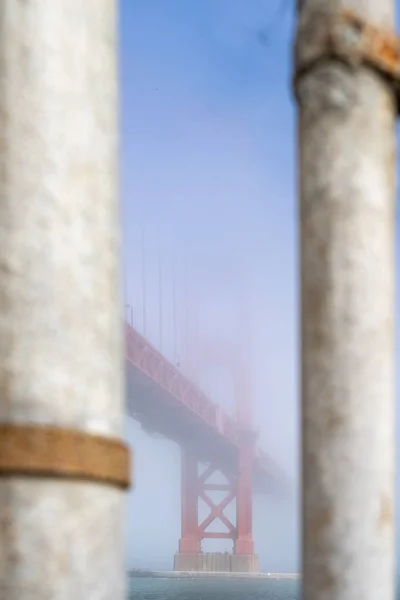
[{"xmin": 125, "ymin": 324, "xmax": 284, "ymax": 493}]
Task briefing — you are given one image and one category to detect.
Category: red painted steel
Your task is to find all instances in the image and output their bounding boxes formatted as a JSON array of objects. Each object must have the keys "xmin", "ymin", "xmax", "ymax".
[
  {"xmin": 125, "ymin": 323, "xmax": 286, "ymax": 489},
  {"xmin": 235, "ymin": 431, "xmax": 256, "ymax": 555},
  {"xmin": 179, "ymin": 451, "xmax": 201, "ymax": 554},
  {"xmin": 177, "ymin": 447, "xmax": 259, "ymax": 555},
  {"xmin": 184, "ymin": 326, "xmax": 256, "ymax": 556},
  {"xmin": 178, "ymin": 450, "xmax": 237, "ymax": 552},
  {"xmin": 125, "ymin": 318, "xmax": 288, "ymax": 570},
  {"xmin": 125, "ymin": 324, "xmax": 240, "ymax": 447}
]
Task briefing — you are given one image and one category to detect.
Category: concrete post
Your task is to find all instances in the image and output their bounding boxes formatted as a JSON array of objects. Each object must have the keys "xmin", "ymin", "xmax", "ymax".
[
  {"xmin": 0, "ymin": 2, "xmax": 127, "ymax": 599},
  {"xmin": 294, "ymin": 1, "xmax": 396, "ymax": 599}
]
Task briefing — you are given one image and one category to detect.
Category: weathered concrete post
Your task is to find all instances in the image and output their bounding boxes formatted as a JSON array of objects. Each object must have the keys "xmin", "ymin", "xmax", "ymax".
[
  {"xmin": 0, "ymin": 2, "xmax": 129, "ymax": 599},
  {"xmin": 294, "ymin": 1, "xmax": 396, "ymax": 599}
]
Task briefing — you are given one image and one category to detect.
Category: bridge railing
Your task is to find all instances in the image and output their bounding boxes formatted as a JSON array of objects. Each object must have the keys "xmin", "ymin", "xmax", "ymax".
[
  {"xmin": 125, "ymin": 323, "xmax": 287, "ymax": 471},
  {"xmin": 125, "ymin": 323, "xmax": 251, "ymax": 448},
  {"xmin": 125, "ymin": 323, "xmax": 218, "ymax": 426}
]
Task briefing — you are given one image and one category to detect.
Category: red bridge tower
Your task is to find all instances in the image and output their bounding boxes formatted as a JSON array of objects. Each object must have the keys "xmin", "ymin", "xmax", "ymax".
[{"xmin": 174, "ymin": 283, "xmax": 259, "ymax": 573}]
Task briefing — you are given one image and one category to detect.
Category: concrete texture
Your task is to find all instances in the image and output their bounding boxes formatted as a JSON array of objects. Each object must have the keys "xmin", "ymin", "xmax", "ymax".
[
  {"xmin": 174, "ymin": 552, "xmax": 259, "ymax": 573},
  {"xmin": 231, "ymin": 554, "xmax": 259, "ymax": 573},
  {"xmin": 0, "ymin": 1, "xmax": 125, "ymax": 599},
  {"xmin": 295, "ymin": 1, "xmax": 396, "ymax": 598}
]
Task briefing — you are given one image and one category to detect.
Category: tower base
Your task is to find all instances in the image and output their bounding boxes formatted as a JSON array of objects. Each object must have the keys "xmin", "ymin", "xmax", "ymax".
[
  {"xmin": 174, "ymin": 553, "xmax": 204, "ymax": 572},
  {"xmin": 231, "ymin": 553, "xmax": 259, "ymax": 573},
  {"xmin": 174, "ymin": 552, "xmax": 259, "ymax": 573}
]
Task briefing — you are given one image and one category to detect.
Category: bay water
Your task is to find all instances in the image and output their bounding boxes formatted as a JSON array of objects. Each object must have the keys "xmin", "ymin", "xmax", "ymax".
[{"xmin": 128, "ymin": 577, "xmax": 299, "ymax": 600}]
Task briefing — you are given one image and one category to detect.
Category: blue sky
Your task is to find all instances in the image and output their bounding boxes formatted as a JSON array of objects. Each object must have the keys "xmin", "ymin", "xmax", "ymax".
[{"xmin": 119, "ymin": 0, "xmax": 399, "ymax": 573}]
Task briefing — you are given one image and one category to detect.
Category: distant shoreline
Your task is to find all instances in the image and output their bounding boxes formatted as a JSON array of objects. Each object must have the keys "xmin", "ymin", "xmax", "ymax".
[{"xmin": 128, "ymin": 570, "xmax": 301, "ymax": 580}]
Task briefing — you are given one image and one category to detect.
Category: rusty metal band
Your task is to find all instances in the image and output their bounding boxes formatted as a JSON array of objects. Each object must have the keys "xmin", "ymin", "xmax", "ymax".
[
  {"xmin": 0, "ymin": 424, "xmax": 131, "ymax": 490},
  {"xmin": 294, "ymin": 10, "xmax": 400, "ymax": 109}
]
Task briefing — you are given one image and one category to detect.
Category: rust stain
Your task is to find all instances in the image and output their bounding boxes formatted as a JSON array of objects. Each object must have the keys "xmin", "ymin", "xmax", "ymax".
[
  {"xmin": 319, "ymin": 569, "xmax": 336, "ymax": 591},
  {"xmin": 341, "ymin": 10, "xmax": 400, "ymax": 71},
  {"xmin": 324, "ymin": 405, "xmax": 345, "ymax": 434},
  {"xmin": 379, "ymin": 494, "xmax": 393, "ymax": 528},
  {"xmin": 309, "ymin": 506, "xmax": 332, "ymax": 540}
]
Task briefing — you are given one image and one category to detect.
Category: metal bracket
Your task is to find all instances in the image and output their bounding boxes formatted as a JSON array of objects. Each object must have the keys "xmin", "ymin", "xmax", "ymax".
[
  {"xmin": 0, "ymin": 424, "xmax": 132, "ymax": 490},
  {"xmin": 294, "ymin": 10, "xmax": 400, "ymax": 111}
]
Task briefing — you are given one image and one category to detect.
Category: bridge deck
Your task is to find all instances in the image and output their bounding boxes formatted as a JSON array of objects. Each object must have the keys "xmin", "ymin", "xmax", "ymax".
[{"xmin": 125, "ymin": 324, "xmax": 285, "ymax": 492}]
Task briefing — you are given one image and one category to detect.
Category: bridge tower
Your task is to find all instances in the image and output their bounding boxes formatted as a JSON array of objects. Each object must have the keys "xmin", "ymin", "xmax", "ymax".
[{"xmin": 174, "ymin": 269, "xmax": 259, "ymax": 573}]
